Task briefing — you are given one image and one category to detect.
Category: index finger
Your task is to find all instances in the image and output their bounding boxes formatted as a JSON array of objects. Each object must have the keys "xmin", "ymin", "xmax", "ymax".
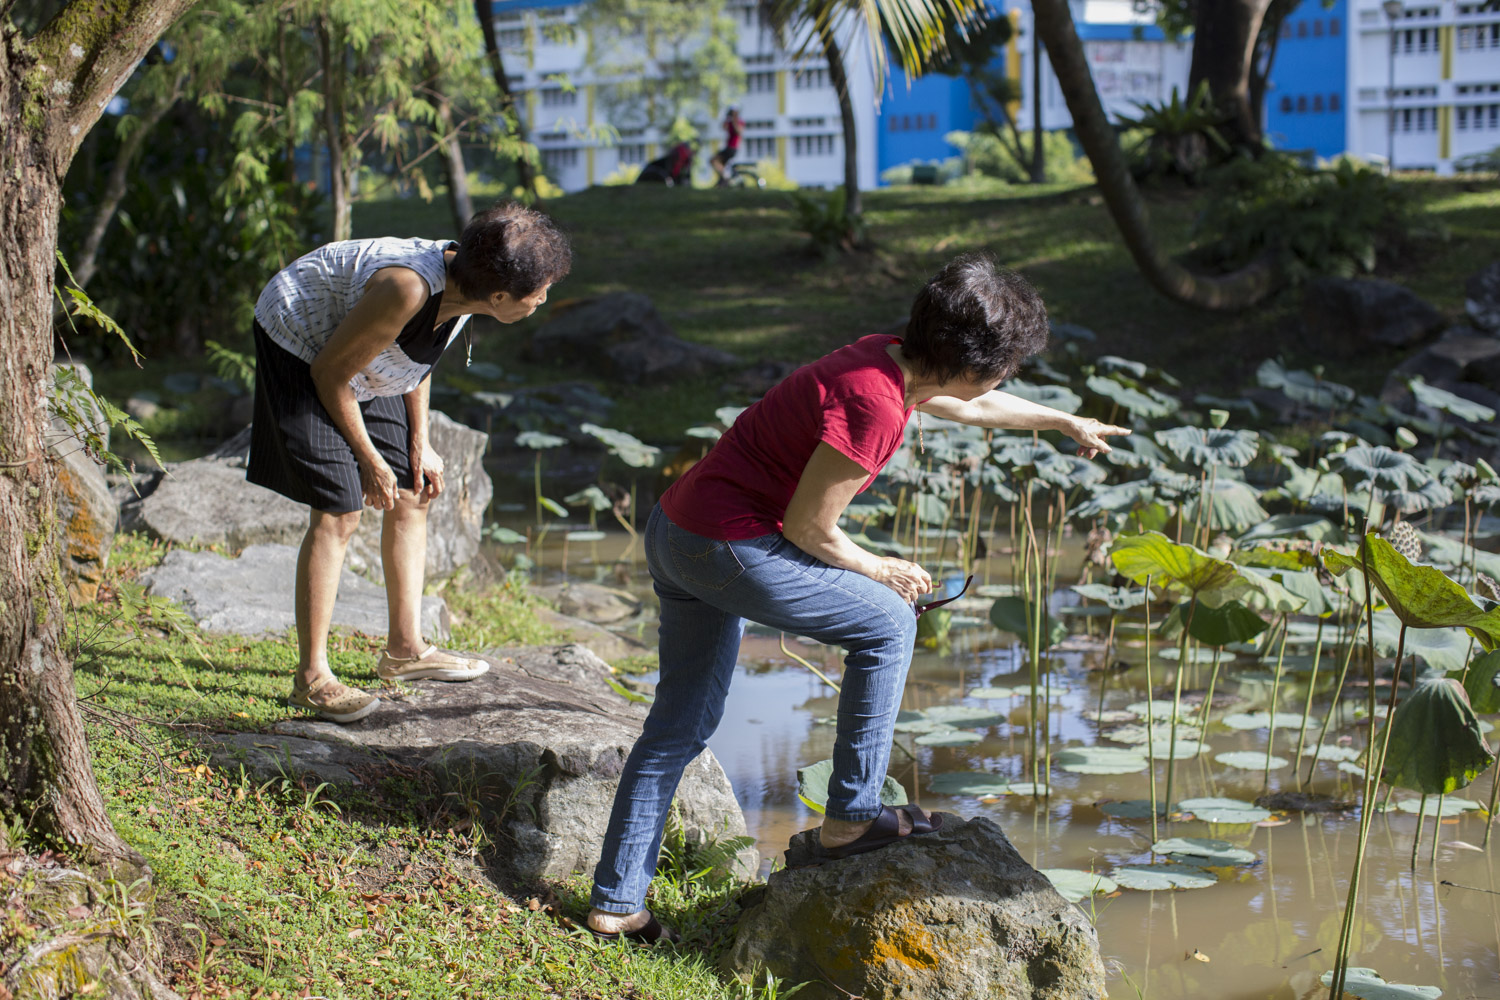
[{"xmin": 1100, "ymin": 424, "xmax": 1131, "ymax": 436}]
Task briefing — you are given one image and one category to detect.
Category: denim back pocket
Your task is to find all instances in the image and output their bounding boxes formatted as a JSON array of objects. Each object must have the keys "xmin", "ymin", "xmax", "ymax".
[{"xmin": 667, "ymin": 528, "xmax": 746, "ymax": 592}]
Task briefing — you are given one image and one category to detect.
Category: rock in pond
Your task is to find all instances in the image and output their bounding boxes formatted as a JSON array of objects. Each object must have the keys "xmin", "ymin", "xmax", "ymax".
[
  {"xmin": 1467, "ymin": 260, "xmax": 1500, "ymax": 332},
  {"xmin": 1302, "ymin": 277, "xmax": 1445, "ymax": 355},
  {"xmin": 206, "ymin": 644, "xmax": 755, "ymax": 886},
  {"xmin": 533, "ymin": 581, "xmax": 642, "ymax": 625},
  {"xmin": 142, "ymin": 543, "xmax": 449, "ymax": 640},
  {"xmin": 724, "ymin": 814, "xmax": 1107, "ymax": 1000}
]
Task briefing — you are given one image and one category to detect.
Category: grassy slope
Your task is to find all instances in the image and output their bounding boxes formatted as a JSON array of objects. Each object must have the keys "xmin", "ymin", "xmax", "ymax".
[
  {"xmin": 354, "ymin": 178, "xmax": 1500, "ymax": 441},
  {"xmin": 40, "ymin": 536, "xmax": 756, "ymax": 1000}
]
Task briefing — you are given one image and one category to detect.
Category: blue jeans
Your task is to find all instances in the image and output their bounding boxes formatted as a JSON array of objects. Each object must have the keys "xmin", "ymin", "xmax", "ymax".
[{"xmin": 590, "ymin": 504, "xmax": 918, "ymax": 914}]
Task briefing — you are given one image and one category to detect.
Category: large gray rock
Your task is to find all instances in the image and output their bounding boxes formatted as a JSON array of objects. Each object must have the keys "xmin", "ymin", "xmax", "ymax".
[
  {"xmin": 534, "ymin": 607, "xmax": 653, "ymax": 665},
  {"xmin": 348, "ymin": 410, "xmax": 493, "ymax": 581},
  {"xmin": 724, "ymin": 815, "xmax": 1107, "ymax": 1000},
  {"xmin": 141, "ymin": 543, "xmax": 449, "ymax": 639},
  {"xmin": 127, "ymin": 410, "xmax": 491, "ymax": 582},
  {"xmin": 1302, "ymin": 277, "xmax": 1445, "ymax": 354},
  {"xmin": 534, "ymin": 581, "xmax": 642, "ymax": 625},
  {"xmin": 525, "ymin": 292, "xmax": 738, "ymax": 385},
  {"xmin": 1466, "ymin": 261, "xmax": 1500, "ymax": 332},
  {"xmin": 252, "ymin": 644, "xmax": 755, "ymax": 885},
  {"xmin": 47, "ymin": 362, "xmax": 117, "ymax": 603}
]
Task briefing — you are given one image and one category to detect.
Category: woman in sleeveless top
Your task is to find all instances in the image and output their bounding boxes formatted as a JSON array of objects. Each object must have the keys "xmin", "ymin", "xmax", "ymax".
[
  {"xmin": 585, "ymin": 253, "xmax": 1128, "ymax": 943},
  {"xmin": 247, "ymin": 202, "xmax": 571, "ymax": 723}
]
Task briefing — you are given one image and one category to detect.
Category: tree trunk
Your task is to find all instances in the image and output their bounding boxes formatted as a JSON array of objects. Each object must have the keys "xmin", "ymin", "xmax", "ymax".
[
  {"xmin": 1249, "ymin": 0, "xmax": 1294, "ymax": 133},
  {"xmin": 1, "ymin": 0, "xmax": 200, "ymax": 871},
  {"xmin": 817, "ymin": 20, "xmax": 859, "ymax": 219},
  {"xmin": 1030, "ymin": 24, "xmax": 1045, "ymax": 183},
  {"xmin": 317, "ymin": 17, "xmax": 351, "ymax": 241},
  {"xmin": 72, "ymin": 84, "xmax": 181, "ymax": 289},
  {"xmin": 1188, "ymin": 0, "xmax": 1275, "ymax": 150},
  {"xmin": 475, "ymin": 0, "xmax": 535, "ymax": 195},
  {"xmin": 433, "ymin": 80, "xmax": 473, "ymax": 234},
  {"xmin": 1030, "ymin": 0, "xmax": 1281, "ymax": 309}
]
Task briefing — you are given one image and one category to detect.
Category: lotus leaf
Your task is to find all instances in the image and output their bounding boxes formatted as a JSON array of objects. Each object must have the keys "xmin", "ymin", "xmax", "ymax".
[
  {"xmin": 1154, "ymin": 426, "xmax": 1260, "ymax": 468},
  {"xmin": 1159, "ymin": 599, "xmax": 1268, "ymax": 647},
  {"xmin": 1125, "ymin": 700, "xmax": 1197, "ymax": 720},
  {"xmin": 1256, "ymin": 359, "xmax": 1356, "ymax": 408},
  {"xmin": 915, "ymin": 730, "xmax": 984, "ymax": 746},
  {"xmin": 989, "ymin": 596, "xmax": 1069, "ymax": 649},
  {"xmin": 685, "ymin": 425, "xmax": 722, "ymax": 441},
  {"xmin": 1009, "ymin": 682, "xmax": 1069, "ymax": 698},
  {"xmin": 1177, "ymin": 797, "xmax": 1272, "ymax": 824},
  {"xmin": 1217, "ymin": 751, "xmax": 1288, "ymax": 770},
  {"xmin": 515, "ymin": 430, "xmax": 567, "ymax": 449},
  {"xmin": 1393, "ymin": 796, "xmax": 1482, "ymax": 816},
  {"xmin": 1054, "ymin": 746, "xmax": 1151, "ymax": 774},
  {"xmin": 1409, "ymin": 376, "xmax": 1497, "ymax": 423},
  {"xmin": 1371, "ymin": 615, "xmax": 1471, "ymax": 673},
  {"xmin": 968, "ymin": 686, "xmax": 1014, "ymax": 699},
  {"xmin": 1152, "ymin": 837, "xmax": 1257, "ymax": 865},
  {"xmin": 1331, "ymin": 445, "xmax": 1430, "ymax": 496},
  {"xmin": 1381, "ymin": 478, "xmax": 1455, "ymax": 514},
  {"xmin": 1318, "ymin": 969, "xmax": 1442, "ymax": 1000},
  {"xmin": 1094, "ymin": 710, "xmax": 1138, "ymax": 724},
  {"xmin": 1157, "ymin": 646, "xmax": 1222, "ymax": 663},
  {"xmin": 1070, "ymin": 482, "xmax": 1153, "ymax": 518},
  {"xmin": 922, "ymin": 705, "xmax": 1007, "ymax": 727},
  {"xmin": 1036, "ymin": 453, "xmax": 1108, "ymax": 489},
  {"xmin": 1324, "ymin": 534, "xmax": 1500, "ymax": 649},
  {"xmin": 1181, "ymin": 479, "xmax": 1271, "ymax": 532},
  {"xmin": 1451, "ymin": 650, "xmax": 1500, "ymax": 713},
  {"xmin": 1416, "ymin": 529, "xmax": 1500, "ymax": 581},
  {"xmin": 485, "ymin": 526, "xmax": 526, "ymax": 545},
  {"xmin": 796, "ymin": 759, "xmax": 906, "ymax": 815},
  {"xmin": 892, "ymin": 716, "xmax": 956, "ymax": 734},
  {"xmin": 579, "ymin": 423, "xmax": 661, "ymax": 468},
  {"xmin": 1085, "ymin": 374, "xmax": 1180, "ymax": 418},
  {"xmin": 1097, "ymin": 799, "xmax": 1173, "ymax": 819},
  {"xmin": 1070, "ymin": 584, "xmax": 1149, "ymax": 610},
  {"xmin": 1339, "ymin": 761, "xmax": 1367, "ymax": 777},
  {"xmin": 1147, "ymin": 465, "xmax": 1197, "ymax": 498},
  {"xmin": 1222, "ymin": 711, "xmax": 1316, "ymax": 731},
  {"xmin": 928, "ymin": 772, "xmax": 1011, "ymax": 796},
  {"xmin": 1102, "ymin": 436, "xmax": 1170, "ymax": 469},
  {"xmin": 1376, "ymin": 677, "xmax": 1495, "ymax": 794},
  {"xmin": 1103, "ymin": 725, "xmax": 1154, "ymax": 745},
  {"xmin": 1005, "ymin": 782, "xmax": 1050, "ymax": 796},
  {"xmin": 1096, "ymin": 355, "xmax": 1148, "ymax": 378},
  {"xmin": 1237, "ymin": 515, "xmax": 1338, "ymax": 544},
  {"xmin": 1303, "ymin": 744, "xmax": 1362, "ymax": 762},
  {"xmin": 1146, "ymin": 738, "xmax": 1205, "ymax": 760},
  {"xmin": 1040, "ymin": 868, "xmax": 1119, "ymax": 902},
  {"xmin": 1111, "ymin": 532, "xmax": 1243, "ymax": 605},
  {"xmin": 564, "ymin": 530, "xmax": 607, "ymax": 542},
  {"xmin": 1003, "ymin": 380, "xmax": 1083, "ymax": 414},
  {"xmin": 1111, "ymin": 862, "xmax": 1218, "ymax": 890},
  {"xmin": 715, "ymin": 406, "xmax": 746, "ymax": 426}
]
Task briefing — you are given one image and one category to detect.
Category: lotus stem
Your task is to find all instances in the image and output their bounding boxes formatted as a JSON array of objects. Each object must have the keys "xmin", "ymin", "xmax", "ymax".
[
  {"xmin": 1306, "ymin": 600, "xmax": 1364, "ymax": 789},
  {"xmin": 1431, "ymin": 795, "xmax": 1443, "ymax": 865},
  {"xmin": 534, "ymin": 451, "xmax": 544, "ymax": 527},
  {"xmin": 779, "ymin": 633, "xmax": 841, "ymax": 695},
  {"xmin": 1144, "ymin": 574, "xmax": 1159, "ymax": 843},
  {"xmin": 1197, "ymin": 646, "xmax": 1223, "ymax": 755},
  {"xmin": 935, "ymin": 486, "xmax": 956, "ymax": 571},
  {"xmin": 1484, "ymin": 758, "xmax": 1500, "ymax": 849},
  {"xmin": 1165, "ymin": 598, "xmax": 1197, "ymax": 819},
  {"xmin": 1200, "ymin": 464, "xmax": 1220, "ymax": 550},
  {"xmin": 1294, "ymin": 615, "xmax": 1327, "ymax": 777},
  {"xmin": 1263, "ymin": 613, "xmax": 1291, "ymax": 791},
  {"xmin": 986, "ymin": 504, "xmax": 1000, "ymax": 587},
  {"xmin": 1412, "ymin": 793, "xmax": 1427, "ymax": 869},
  {"xmin": 1098, "ymin": 613, "xmax": 1118, "ymax": 725}
]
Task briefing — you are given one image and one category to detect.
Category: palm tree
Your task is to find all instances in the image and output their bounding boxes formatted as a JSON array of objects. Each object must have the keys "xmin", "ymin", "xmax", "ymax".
[{"xmin": 1029, "ymin": 0, "xmax": 1280, "ymax": 309}]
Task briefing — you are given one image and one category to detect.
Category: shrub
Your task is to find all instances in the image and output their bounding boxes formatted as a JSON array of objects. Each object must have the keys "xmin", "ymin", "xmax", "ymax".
[
  {"xmin": 1190, "ymin": 153, "xmax": 1437, "ymax": 281},
  {"xmin": 788, "ymin": 186, "xmax": 866, "ymax": 257},
  {"xmin": 944, "ymin": 128, "xmax": 1093, "ymax": 185},
  {"xmin": 1115, "ymin": 83, "xmax": 1231, "ymax": 183}
]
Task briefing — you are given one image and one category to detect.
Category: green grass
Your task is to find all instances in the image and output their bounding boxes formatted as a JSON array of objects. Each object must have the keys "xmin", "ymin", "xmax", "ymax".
[
  {"xmin": 39, "ymin": 535, "xmax": 770, "ymax": 1000},
  {"xmin": 349, "ymin": 176, "xmax": 1500, "ymax": 443}
]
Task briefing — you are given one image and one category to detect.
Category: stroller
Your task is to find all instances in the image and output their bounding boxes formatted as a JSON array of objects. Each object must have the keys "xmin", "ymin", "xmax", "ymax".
[{"xmin": 635, "ymin": 142, "xmax": 694, "ymax": 186}]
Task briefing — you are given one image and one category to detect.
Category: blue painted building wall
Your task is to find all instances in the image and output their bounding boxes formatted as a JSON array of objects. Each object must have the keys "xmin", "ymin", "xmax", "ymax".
[
  {"xmin": 876, "ymin": 73, "xmax": 980, "ymax": 176},
  {"xmin": 1263, "ymin": 0, "xmax": 1349, "ymax": 158}
]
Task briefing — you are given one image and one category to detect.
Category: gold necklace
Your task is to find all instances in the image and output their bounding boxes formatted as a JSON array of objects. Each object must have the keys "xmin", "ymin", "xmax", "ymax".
[{"xmin": 917, "ymin": 410, "xmax": 924, "ymax": 454}]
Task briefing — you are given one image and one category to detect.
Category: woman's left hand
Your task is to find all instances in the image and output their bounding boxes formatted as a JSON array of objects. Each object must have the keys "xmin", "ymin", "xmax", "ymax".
[
  {"xmin": 1064, "ymin": 417, "xmax": 1131, "ymax": 460},
  {"xmin": 411, "ymin": 440, "xmax": 445, "ymax": 500}
]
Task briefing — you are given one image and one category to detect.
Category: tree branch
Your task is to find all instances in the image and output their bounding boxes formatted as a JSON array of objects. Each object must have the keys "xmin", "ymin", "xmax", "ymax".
[{"xmin": 29, "ymin": 0, "xmax": 203, "ymax": 164}]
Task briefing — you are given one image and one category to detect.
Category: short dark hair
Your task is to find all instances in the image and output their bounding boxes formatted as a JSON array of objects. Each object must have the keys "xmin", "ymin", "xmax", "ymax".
[
  {"xmin": 449, "ymin": 202, "xmax": 572, "ymax": 301},
  {"xmin": 901, "ymin": 252, "xmax": 1049, "ymax": 384}
]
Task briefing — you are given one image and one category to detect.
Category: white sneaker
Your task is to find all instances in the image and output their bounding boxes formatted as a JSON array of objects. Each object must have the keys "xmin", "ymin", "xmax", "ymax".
[{"xmin": 376, "ymin": 645, "xmax": 492, "ymax": 683}]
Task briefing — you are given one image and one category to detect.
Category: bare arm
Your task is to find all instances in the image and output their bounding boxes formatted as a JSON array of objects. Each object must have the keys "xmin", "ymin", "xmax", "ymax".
[
  {"xmin": 405, "ymin": 374, "xmax": 445, "ymax": 500},
  {"xmin": 918, "ymin": 391, "xmax": 1131, "ymax": 459},
  {"xmin": 782, "ymin": 443, "xmax": 931, "ymax": 602},
  {"xmin": 308, "ymin": 267, "xmax": 428, "ymax": 506}
]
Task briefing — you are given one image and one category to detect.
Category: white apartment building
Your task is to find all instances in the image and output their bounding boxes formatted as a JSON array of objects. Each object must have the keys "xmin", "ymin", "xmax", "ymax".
[
  {"xmin": 493, "ymin": 0, "xmax": 879, "ymax": 191},
  {"xmin": 1347, "ymin": 0, "xmax": 1500, "ymax": 173}
]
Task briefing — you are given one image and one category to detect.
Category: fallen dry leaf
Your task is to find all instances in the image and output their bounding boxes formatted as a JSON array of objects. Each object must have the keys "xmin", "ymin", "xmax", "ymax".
[{"xmin": 1189, "ymin": 949, "xmax": 1210, "ymax": 963}]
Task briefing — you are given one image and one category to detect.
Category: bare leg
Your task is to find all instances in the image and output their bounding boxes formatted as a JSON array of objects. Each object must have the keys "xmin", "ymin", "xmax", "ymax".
[
  {"xmin": 381, "ymin": 488, "xmax": 430, "ymax": 659},
  {"xmin": 295, "ymin": 508, "xmax": 363, "ymax": 689}
]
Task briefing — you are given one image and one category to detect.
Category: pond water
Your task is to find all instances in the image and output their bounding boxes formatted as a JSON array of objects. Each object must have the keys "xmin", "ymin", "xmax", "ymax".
[{"xmin": 495, "ymin": 529, "xmax": 1500, "ymax": 1000}]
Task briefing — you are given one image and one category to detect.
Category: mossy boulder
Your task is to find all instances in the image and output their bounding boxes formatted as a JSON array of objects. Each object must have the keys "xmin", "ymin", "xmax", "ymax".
[{"xmin": 723, "ymin": 814, "xmax": 1107, "ymax": 1000}]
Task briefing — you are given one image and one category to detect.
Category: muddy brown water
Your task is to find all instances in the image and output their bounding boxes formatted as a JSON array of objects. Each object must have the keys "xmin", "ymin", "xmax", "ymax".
[{"xmin": 493, "ymin": 530, "xmax": 1500, "ymax": 1000}]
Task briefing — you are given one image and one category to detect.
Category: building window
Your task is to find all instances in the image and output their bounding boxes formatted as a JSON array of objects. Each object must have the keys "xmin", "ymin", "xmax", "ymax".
[
  {"xmin": 1458, "ymin": 106, "xmax": 1470, "ymax": 129},
  {"xmin": 497, "ymin": 27, "xmax": 527, "ymax": 49},
  {"xmin": 790, "ymin": 117, "xmax": 827, "ymax": 128},
  {"xmin": 1281, "ymin": 20, "xmax": 1292, "ymax": 38},
  {"xmin": 539, "ymin": 87, "xmax": 576, "ymax": 108},
  {"xmin": 1330, "ymin": 92, "xmax": 1341, "ymax": 111},
  {"xmin": 1297, "ymin": 20, "xmax": 1308, "ymax": 36},
  {"xmin": 746, "ymin": 71, "xmax": 776, "ymax": 94},
  {"xmin": 1313, "ymin": 18, "xmax": 1323, "ymax": 36},
  {"xmin": 744, "ymin": 119, "xmax": 774, "ymax": 131},
  {"xmin": 745, "ymin": 136, "xmax": 777, "ymax": 159},
  {"xmin": 792, "ymin": 134, "xmax": 837, "ymax": 156},
  {"xmin": 542, "ymin": 148, "xmax": 579, "ymax": 171},
  {"xmin": 792, "ymin": 67, "xmax": 828, "ymax": 89},
  {"xmin": 1280, "ymin": 96, "xmax": 1293, "ymax": 113},
  {"xmin": 616, "ymin": 144, "xmax": 645, "ymax": 164},
  {"xmin": 1330, "ymin": 17, "xmax": 1340, "ymax": 35},
  {"xmin": 1313, "ymin": 94, "xmax": 1324, "ymax": 111},
  {"xmin": 1296, "ymin": 95, "xmax": 1308, "ymax": 112}
]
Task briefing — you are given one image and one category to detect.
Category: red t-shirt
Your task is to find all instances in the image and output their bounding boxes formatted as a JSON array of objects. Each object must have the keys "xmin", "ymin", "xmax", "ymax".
[
  {"xmin": 661, "ymin": 334, "xmax": 912, "ymax": 540},
  {"xmin": 725, "ymin": 118, "xmax": 742, "ymax": 151}
]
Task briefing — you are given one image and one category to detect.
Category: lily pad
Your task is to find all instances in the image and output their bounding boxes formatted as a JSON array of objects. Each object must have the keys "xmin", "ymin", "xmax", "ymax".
[
  {"xmin": 1302, "ymin": 745, "xmax": 1362, "ymax": 762},
  {"xmin": 1098, "ymin": 799, "xmax": 1173, "ymax": 819},
  {"xmin": 1319, "ymin": 968, "xmax": 1442, "ymax": 1000},
  {"xmin": 1216, "ymin": 751, "xmax": 1289, "ymax": 770},
  {"xmin": 1102, "ymin": 725, "xmax": 1155, "ymax": 745},
  {"xmin": 1393, "ymin": 797, "xmax": 1483, "ymax": 817},
  {"xmin": 968, "ymin": 686, "xmax": 1015, "ymax": 699},
  {"xmin": 1178, "ymin": 797, "xmax": 1273, "ymax": 824},
  {"xmin": 1146, "ymin": 738, "xmax": 1205, "ymax": 760},
  {"xmin": 1111, "ymin": 862, "xmax": 1218, "ymax": 890},
  {"xmin": 1152, "ymin": 837, "xmax": 1257, "ymax": 865},
  {"xmin": 1221, "ymin": 711, "xmax": 1317, "ymax": 731},
  {"xmin": 1157, "ymin": 646, "xmax": 1222, "ymax": 663},
  {"xmin": 1040, "ymin": 868, "xmax": 1119, "ymax": 903},
  {"xmin": 796, "ymin": 759, "xmax": 907, "ymax": 815},
  {"xmin": 921, "ymin": 705, "xmax": 1007, "ymax": 727},
  {"xmin": 1093, "ymin": 710, "xmax": 1139, "ymax": 724},
  {"xmin": 892, "ymin": 715, "xmax": 956, "ymax": 735},
  {"xmin": 915, "ymin": 730, "xmax": 984, "ymax": 746},
  {"xmin": 1338, "ymin": 761, "xmax": 1367, "ymax": 777},
  {"xmin": 1005, "ymin": 782, "xmax": 1050, "ymax": 796},
  {"xmin": 1055, "ymin": 747, "xmax": 1151, "ymax": 774},
  {"xmin": 929, "ymin": 772, "xmax": 1011, "ymax": 796},
  {"xmin": 1126, "ymin": 700, "xmax": 1196, "ymax": 720}
]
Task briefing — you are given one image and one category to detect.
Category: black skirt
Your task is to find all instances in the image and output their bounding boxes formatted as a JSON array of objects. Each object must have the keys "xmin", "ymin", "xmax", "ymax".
[{"xmin": 246, "ymin": 322, "xmax": 415, "ymax": 514}]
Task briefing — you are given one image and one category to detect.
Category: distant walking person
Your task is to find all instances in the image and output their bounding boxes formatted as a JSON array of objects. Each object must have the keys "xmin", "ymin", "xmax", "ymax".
[
  {"xmin": 710, "ymin": 108, "xmax": 743, "ymax": 187},
  {"xmin": 247, "ymin": 202, "xmax": 572, "ymax": 723}
]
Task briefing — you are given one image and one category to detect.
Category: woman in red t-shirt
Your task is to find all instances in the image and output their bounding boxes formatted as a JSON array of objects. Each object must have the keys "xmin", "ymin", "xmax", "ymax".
[
  {"xmin": 710, "ymin": 107, "xmax": 743, "ymax": 186},
  {"xmin": 586, "ymin": 253, "xmax": 1128, "ymax": 943}
]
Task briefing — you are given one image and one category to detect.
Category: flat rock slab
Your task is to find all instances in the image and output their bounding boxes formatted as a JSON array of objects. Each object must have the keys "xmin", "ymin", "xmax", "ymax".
[
  {"xmin": 264, "ymin": 644, "xmax": 754, "ymax": 885},
  {"xmin": 142, "ymin": 543, "xmax": 449, "ymax": 640},
  {"xmin": 534, "ymin": 581, "xmax": 642, "ymax": 625},
  {"xmin": 725, "ymin": 815, "xmax": 1107, "ymax": 1000}
]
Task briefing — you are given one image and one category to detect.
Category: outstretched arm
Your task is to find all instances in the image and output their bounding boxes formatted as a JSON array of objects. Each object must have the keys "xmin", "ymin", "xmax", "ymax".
[{"xmin": 917, "ymin": 391, "xmax": 1130, "ymax": 459}]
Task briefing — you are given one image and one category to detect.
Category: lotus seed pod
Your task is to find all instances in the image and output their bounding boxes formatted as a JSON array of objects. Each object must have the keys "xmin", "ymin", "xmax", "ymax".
[
  {"xmin": 1312, "ymin": 364, "xmax": 1326, "ymax": 378},
  {"xmin": 1394, "ymin": 427, "xmax": 1419, "ymax": 450},
  {"xmin": 1209, "ymin": 409, "xmax": 1230, "ymax": 429},
  {"xmin": 1384, "ymin": 520, "xmax": 1421, "ymax": 562},
  {"xmin": 1329, "ymin": 440, "xmax": 1348, "ymax": 455},
  {"xmin": 1316, "ymin": 457, "xmax": 1331, "ymax": 472},
  {"xmin": 1478, "ymin": 458, "xmax": 1497, "ymax": 482}
]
